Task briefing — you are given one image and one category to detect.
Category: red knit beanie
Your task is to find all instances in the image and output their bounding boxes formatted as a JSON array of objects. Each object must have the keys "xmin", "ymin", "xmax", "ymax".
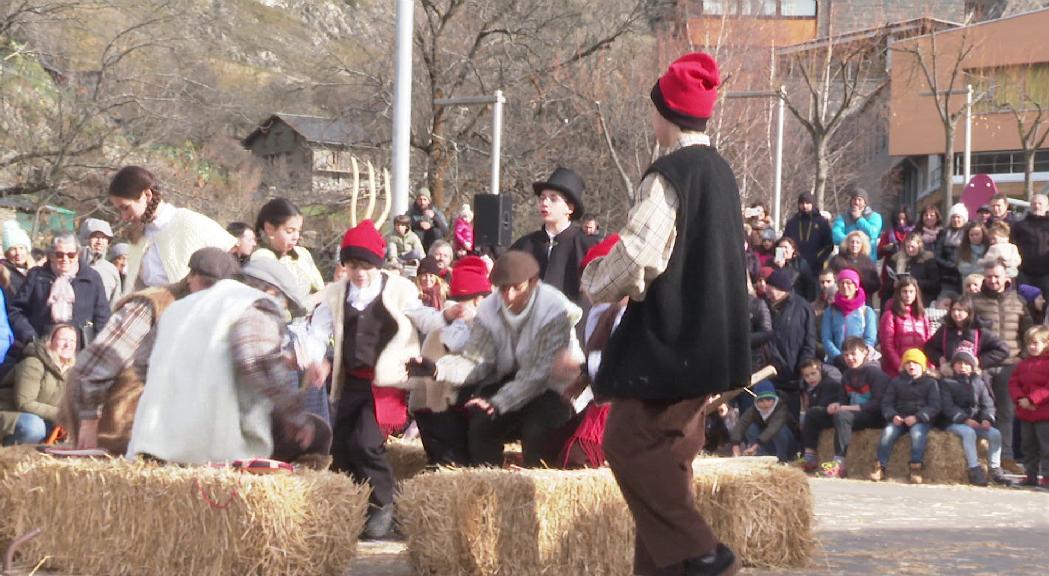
[
  {"xmin": 651, "ymin": 52, "xmax": 720, "ymax": 130},
  {"xmin": 450, "ymin": 255, "xmax": 492, "ymax": 301},
  {"xmin": 339, "ymin": 219, "xmax": 386, "ymax": 267},
  {"xmin": 579, "ymin": 233, "xmax": 620, "ymax": 274}
]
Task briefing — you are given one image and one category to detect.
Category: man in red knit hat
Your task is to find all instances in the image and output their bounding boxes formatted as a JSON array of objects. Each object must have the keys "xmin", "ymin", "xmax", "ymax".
[
  {"xmin": 309, "ymin": 220, "xmax": 463, "ymax": 539},
  {"xmin": 581, "ymin": 52, "xmax": 750, "ymax": 576}
]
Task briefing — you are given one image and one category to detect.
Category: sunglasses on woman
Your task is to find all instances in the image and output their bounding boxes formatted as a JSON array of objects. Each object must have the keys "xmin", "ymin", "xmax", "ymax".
[{"xmin": 51, "ymin": 252, "xmax": 78, "ymax": 260}]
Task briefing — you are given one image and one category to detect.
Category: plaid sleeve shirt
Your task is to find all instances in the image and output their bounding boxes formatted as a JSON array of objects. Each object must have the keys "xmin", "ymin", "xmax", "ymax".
[
  {"xmin": 580, "ymin": 133, "xmax": 710, "ymax": 303},
  {"xmin": 73, "ymin": 299, "xmax": 157, "ymax": 420},
  {"xmin": 229, "ymin": 300, "xmax": 307, "ymax": 429}
]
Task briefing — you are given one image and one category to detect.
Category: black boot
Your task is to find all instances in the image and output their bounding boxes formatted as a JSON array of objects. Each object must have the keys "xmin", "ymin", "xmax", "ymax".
[
  {"xmin": 362, "ymin": 503, "xmax": 394, "ymax": 540},
  {"xmin": 989, "ymin": 467, "xmax": 1015, "ymax": 487},
  {"xmin": 683, "ymin": 543, "xmax": 741, "ymax": 576},
  {"xmin": 967, "ymin": 466, "xmax": 988, "ymax": 487}
]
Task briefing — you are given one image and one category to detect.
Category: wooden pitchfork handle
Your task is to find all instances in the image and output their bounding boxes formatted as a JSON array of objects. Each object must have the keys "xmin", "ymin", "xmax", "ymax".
[
  {"xmin": 703, "ymin": 365, "xmax": 778, "ymax": 414},
  {"xmin": 3, "ymin": 527, "xmax": 42, "ymax": 575}
]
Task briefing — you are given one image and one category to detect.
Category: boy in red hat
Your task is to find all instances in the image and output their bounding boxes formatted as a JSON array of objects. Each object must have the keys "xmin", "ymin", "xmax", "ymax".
[
  {"xmin": 309, "ymin": 220, "xmax": 463, "ymax": 539},
  {"xmin": 581, "ymin": 52, "xmax": 749, "ymax": 576}
]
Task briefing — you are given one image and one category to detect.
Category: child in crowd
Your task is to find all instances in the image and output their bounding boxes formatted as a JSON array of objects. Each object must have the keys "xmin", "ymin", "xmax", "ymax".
[
  {"xmin": 962, "ymin": 274, "xmax": 984, "ymax": 295},
  {"xmin": 731, "ymin": 380, "xmax": 798, "ymax": 463},
  {"xmin": 799, "ymin": 357, "xmax": 842, "ymax": 415},
  {"xmin": 925, "ymin": 292, "xmax": 955, "ymax": 336},
  {"xmin": 801, "ymin": 338, "xmax": 887, "ymax": 478},
  {"xmin": 872, "ymin": 348, "xmax": 940, "ymax": 484},
  {"xmin": 1009, "ymin": 326, "xmax": 1049, "ymax": 488},
  {"xmin": 981, "ymin": 222, "xmax": 1021, "ymax": 279},
  {"xmin": 939, "ymin": 345, "xmax": 1013, "ymax": 486},
  {"xmin": 452, "ymin": 204, "xmax": 474, "ymax": 258},
  {"xmin": 385, "ymin": 214, "xmax": 425, "ymax": 266}
]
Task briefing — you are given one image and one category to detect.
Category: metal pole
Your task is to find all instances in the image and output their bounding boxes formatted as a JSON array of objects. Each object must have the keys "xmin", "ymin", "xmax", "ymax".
[
  {"xmin": 773, "ymin": 87, "xmax": 785, "ymax": 233},
  {"xmin": 964, "ymin": 83, "xmax": 973, "ymax": 187},
  {"xmin": 390, "ymin": 0, "xmax": 413, "ymax": 223},
  {"xmin": 490, "ymin": 90, "xmax": 505, "ymax": 195}
]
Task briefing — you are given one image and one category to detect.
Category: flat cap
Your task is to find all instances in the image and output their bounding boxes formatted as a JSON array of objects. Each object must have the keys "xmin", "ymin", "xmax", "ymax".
[
  {"xmin": 188, "ymin": 247, "xmax": 240, "ymax": 281},
  {"xmin": 489, "ymin": 250, "xmax": 540, "ymax": 287},
  {"xmin": 79, "ymin": 218, "xmax": 114, "ymax": 240},
  {"xmin": 241, "ymin": 258, "xmax": 308, "ymax": 316}
]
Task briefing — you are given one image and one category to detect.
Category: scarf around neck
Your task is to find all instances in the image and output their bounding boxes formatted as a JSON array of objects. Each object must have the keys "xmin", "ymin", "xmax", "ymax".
[
  {"xmin": 757, "ymin": 396, "xmax": 779, "ymax": 421},
  {"xmin": 48, "ymin": 262, "xmax": 78, "ymax": 323},
  {"xmin": 833, "ymin": 286, "xmax": 867, "ymax": 317}
]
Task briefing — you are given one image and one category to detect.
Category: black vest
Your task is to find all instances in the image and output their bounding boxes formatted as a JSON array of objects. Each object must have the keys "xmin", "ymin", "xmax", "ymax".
[
  {"xmin": 594, "ymin": 145, "xmax": 751, "ymax": 400},
  {"xmin": 341, "ymin": 280, "xmax": 397, "ymax": 375}
]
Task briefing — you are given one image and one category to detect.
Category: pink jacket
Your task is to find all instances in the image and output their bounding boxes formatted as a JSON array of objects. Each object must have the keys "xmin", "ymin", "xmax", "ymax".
[
  {"xmin": 453, "ymin": 217, "xmax": 473, "ymax": 253},
  {"xmin": 879, "ymin": 307, "xmax": 932, "ymax": 376}
]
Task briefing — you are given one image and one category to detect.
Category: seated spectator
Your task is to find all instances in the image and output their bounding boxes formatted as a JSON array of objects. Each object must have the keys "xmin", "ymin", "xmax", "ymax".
[
  {"xmin": 813, "ymin": 269, "xmax": 836, "ymax": 325},
  {"xmin": 428, "ymin": 240, "xmax": 454, "ymax": 284},
  {"xmin": 939, "ymin": 346, "xmax": 1012, "ymax": 486},
  {"xmin": 955, "ymin": 223, "xmax": 990, "ymax": 288},
  {"xmin": 415, "ymin": 256, "xmax": 447, "ymax": 310},
  {"xmin": 408, "ymin": 189, "xmax": 450, "ymax": 253},
  {"xmin": 934, "ymin": 203, "xmax": 969, "ymax": 293},
  {"xmin": 915, "ymin": 205, "xmax": 943, "ymax": 251},
  {"xmin": 730, "ymin": 380, "xmax": 798, "ymax": 463},
  {"xmin": 453, "ymin": 204, "xmax": 475, "ymax": 257},
  {"xmin": 981, "ymin": 221, "xmax": 1021, "ymax": 279},
  {"xmin": 771, "ymin": 236, "xmax": 815, "ymax": 301},
  {"xmin": 801, "ymin": 338, "xmax": 887, "ymax": 478},
  {"xmin": 879, "ymin": 277, "xmax": 932, "ymax": 376},
  {"xmin": 1, "ymin": 220, "xmax": 35, "ymax": 298},
  {"xmin": 827, "ymin": 231, "xmax": 881, "ymax": 303},
  {"xmin": 881, "ymin": 232, "xmax": 940, "ymax": 306},
  {"xmin": 764, "ymin": 268, "xmax": 818, "ymax": 419},
  {"xmin": 8, "ymin": 234, "xmax": 110, "ymax": 349},
  {"xmin": 871, "ymin": 348, "xmax": 940, "ymax": 484},
  {"xmin": 386, "ymin": 214, "xmax": 425, "ymax": 265},
  {"xmin": 1009, "ymin": 325, "xmax": 1049, "ymax": 488},
  {"xmin": 799, "ymin": 357, "xmax": 842, "ymax": 415},
  {"xmin": 821, "ymin": 269, "xmax": 878, "ymax": 368},
  {"xmin": 0, "ymin": 324, "xmax": 77, "ymax": 445},
  {"xmin": 962, "ymin": 273, "xmax": 984, "ymax": 295},
  {"xmin": 924, "ymin": 294, "xmax": 1009, "ymax": 377},
  {"xmin": 831, "ymin": 187, "xmax": 883, "ymax": 261}
]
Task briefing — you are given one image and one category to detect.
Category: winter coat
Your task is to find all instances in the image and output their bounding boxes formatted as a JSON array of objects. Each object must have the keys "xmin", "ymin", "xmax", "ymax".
[
  {"xmin": 730, "ymin": 399, "xmax": 797, "ymax": 445},
  {"xmin": 766, "ymin": 293, "xmax": 817, "ymax": 383},
  {"xmin": 832, "ymin": 210, "xmax": 883, "ymax": 261},
  {"xmin": 0, "ymin": 260, "xmax": 28, "ymax": 301},
  {"xmin": 827, "ymin": 253, "xmax": 881, "ymax": 302},
  {"xmin": 0, "ymin": 341, "xmax": 68, "ymax": 436},
  {"xmin": 1009, "ymin": 354, "xmax": 1049, "ymax": 423},
  {"xmin": 453, "ymin": 217, "xmax": 474, "ymax": 253},
  {"xmin": 882, "ymin": 374, "xmax": 940, "ymax": 423},
  {"xmin": 750, "ymin": 296, "xmax": 774, "ymax": 370},
  {"xmin": 838, "ymin": 363, "xmax": 889, "ymax": 416},
  {"xmin": 8, "ymin": 260, "xmax": 111, "ymax": 347},
  {"xmin": 972, "ymin": 285, "xmax": 1033, "ymax": 363},
  {"xmin": 783, "ymin": 211, "xmax": 834, "ymax": 271},
  {"xmin": 881, "ymin": 250, "xmax": 941, "ymax": 305},
  {"xmin": 821, "ymin": 304, "xmax": 878, "ymax": 361},
  {"xmin": 938, "ymin": 373, "xmax": 995, "ymax": 427},
  {"xmin": 408, "ymin": 202, "xmax": 449, "ymax": 252},
  {"xmin": 879, "ymin": 307, "xmax": 932, "ymax": 376},
  {"xmin": 512, "ymin": 224, "xmax": 597, "ymax": 303},
  {"xmin": 385, "ymin": 230, "xmax": 425, "ymax": 262},
  {"xmin": 934, "ymin": 226, "xmax": 966, "ymax": 291},
  {"xmin": 773, "ymin": 257, "xmax": 816, "ymax": 301},
  {"xmin": 0, "ymin": 289, "xmax": 12, "ymax": 365},
  {"xmin": 923, "ymin": 323, "xmax": 1010, "ymax": 370},
  {"xmin": 1011, "ymin": 213, "xmax": 1049, "ymax": 277},
  {"xmin": 803, "ymin": 365, "xmax": 843, "ymax": 410}
]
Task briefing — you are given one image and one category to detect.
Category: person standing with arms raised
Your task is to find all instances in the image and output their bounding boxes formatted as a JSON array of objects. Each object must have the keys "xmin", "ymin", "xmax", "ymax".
[{"xmin": 581, "ymin": 52, "xmax": 750, "ymax": 576}]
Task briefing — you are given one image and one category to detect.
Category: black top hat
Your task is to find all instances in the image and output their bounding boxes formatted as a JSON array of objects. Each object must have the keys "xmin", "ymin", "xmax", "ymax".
[{"xmin": 532, "ymin": 166, "xmax": 585, "ymax": 221}]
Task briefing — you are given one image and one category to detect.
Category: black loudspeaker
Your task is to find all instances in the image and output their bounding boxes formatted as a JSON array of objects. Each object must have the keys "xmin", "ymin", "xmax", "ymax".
[{"xmin": 474, "ymin": 193, "xmax": 513, "ymax": 247}]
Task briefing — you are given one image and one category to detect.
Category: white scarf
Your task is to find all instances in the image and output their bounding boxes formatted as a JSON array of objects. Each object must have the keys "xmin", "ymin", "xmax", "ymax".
[
  {"xmin": 756, "ymin": 396, "xmax": 779, "ymax": 422},
  {"xmin": 347, "ymin": 275, "xmax": 383, "ymax": 311},
  {"xmin": 500, "ymin": 286, "xmax": 538, "ymax": 334},
  {"xmin": 47, "ymin": 261, "xmax": 78, "ymax": 323}
]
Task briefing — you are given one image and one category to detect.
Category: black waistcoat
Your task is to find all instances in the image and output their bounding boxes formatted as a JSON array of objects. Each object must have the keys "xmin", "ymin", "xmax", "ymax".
[
  {"xmin": 594, "ymin": 145, "xmax": 751, "ymax": 400},
  {"xmin": 342, "ymin": 279, "xmax": 397, "ymax": 374},
  {"xmin": 510, "ymin": 224, "xmax": 596, "ymax": 302}
]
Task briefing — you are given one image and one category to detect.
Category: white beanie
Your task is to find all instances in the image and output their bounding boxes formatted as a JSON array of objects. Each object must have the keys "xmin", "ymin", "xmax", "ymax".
[
  {"xmin": 2, "ymin": 220, "xmax": 31, "ymax": 252},
  {"xmin": 948, "ymin": 202, "xmax": 969, "ymax": 223}
]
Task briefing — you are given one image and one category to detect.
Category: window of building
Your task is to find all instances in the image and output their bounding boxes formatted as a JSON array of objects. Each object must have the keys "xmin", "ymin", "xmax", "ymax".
[
  {"xmin": 695, "ymin": 0, "xmax": 815, "ymax": 17},
  {"xmin": 953, "ymin": 150, "xmax": 1049, "ymax": 175},
  {"xmin": 780, "ymin": 0, "xmax": 816, "ymax": 16},
  {"xmin": 970, "ymin": 63, "xmax": 1049, "ymax": 113}
]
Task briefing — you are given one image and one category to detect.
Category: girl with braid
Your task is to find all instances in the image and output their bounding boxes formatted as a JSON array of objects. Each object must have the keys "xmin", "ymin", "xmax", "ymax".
[{"xmin": 107, "ymin": 166, "xmax": 236, "ymax": 296}]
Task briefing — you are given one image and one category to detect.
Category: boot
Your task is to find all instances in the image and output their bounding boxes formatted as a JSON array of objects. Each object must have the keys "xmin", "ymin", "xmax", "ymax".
[
  {"xmin": 868, "ymin": 464, "xmax": 886, "ymax": 482},
  {"xmin": 1019, "ymin": 473, "xmax": 1039, "ymax": 488},
  {"xmin": 989, "ymin": 467, "xmax": 1015, "ymax": 487},
  {"xmin": 1001, "ymin": 458, "xmax": 1025, "ymax": 475},
  {"xmin": 362, "ymin": 503, "xmax": 394, "ymax": 540},
  {"xmin": 909, "ymin": 463, "xmax": 923, "ymax": 485},
  {"xmin": 683, "ymin": 543, "xmax": 741, "ymax": 576},
  {"xmin": 967, "ymin": 466, "xmax": 988, "ymax": 487}
]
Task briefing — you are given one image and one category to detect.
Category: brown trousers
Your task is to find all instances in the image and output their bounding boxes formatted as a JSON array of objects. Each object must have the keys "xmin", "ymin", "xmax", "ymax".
[{"xmin": 604, "ymin": 396, "xmax": 718, "ymax": 576}]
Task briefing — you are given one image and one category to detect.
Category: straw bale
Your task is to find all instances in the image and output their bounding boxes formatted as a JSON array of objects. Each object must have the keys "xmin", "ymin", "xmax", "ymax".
[
  {"xmin": 816, "ymin": 427, "xmax": 987, "ymax": 483},
  {"xmin": 397, "ymin": 457, "xmax": 813, "ymax": 575},
  {"xmin": 387, "ymin": 437, "xmax": 431, "ymax": 482},
  {"xmin": 0, "ymin": 455, "xmax": 370, "ymax": 576}
]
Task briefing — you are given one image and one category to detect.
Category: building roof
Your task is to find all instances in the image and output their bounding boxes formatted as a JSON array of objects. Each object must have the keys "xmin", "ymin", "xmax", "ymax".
[
  {"xmin": 776, "ymin": 17, "xmax": 961, "ymax": 56},
  {"xmin": 242, "ymin": 113, "xmax": 362, "ymax": 148}
]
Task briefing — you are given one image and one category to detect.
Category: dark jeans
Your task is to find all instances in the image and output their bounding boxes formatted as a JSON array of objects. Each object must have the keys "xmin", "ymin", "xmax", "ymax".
[
  {"xmin": 415, "ymin": 408, "xmax": 471, "ymax": 466},
  {"xmin": 877, "ymin": 422, "xmax": 932, "ymax": 466},
  {"xmin": 987, "ymin": 365, "xmax": 1017, "ymax": 460},
  {"xmin": 744, "ymin": 423, "xmax": 797, "ymax": 462},
  {"xmin": 468, "ymin": 390, "xmax": 573, "ymax": 467},
  {"xmin": 801, "ymin": 407, "xmax": 883, "ymax": 456},
  {"xmin": 1020, "ymin": 420, "xmax": 1049, "ymax": 477},
  {"xmin": 332, "ymin": 376, "xmax": 395, "ymax": 507}
]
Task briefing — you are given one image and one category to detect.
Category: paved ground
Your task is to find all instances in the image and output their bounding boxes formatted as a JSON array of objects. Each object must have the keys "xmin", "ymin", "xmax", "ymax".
[{"xmin": 349, "ymin": 478, "xmax": 1049, "ymax": 575}]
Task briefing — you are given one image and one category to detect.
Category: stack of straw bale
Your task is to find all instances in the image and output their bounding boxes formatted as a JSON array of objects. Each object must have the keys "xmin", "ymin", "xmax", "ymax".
[
  {"xmin": 816, "ymin": 428, "xmax": 986, "ymax": 483},
  {"xmin": 387, "ymin": 437, "xmax": 432, "ymax": 482},
  {"xmin": 397, "ymin": 457, "xmax": 813, "ymax": 574},
  {"xmin": 0, "ymin": 452, "xmax": 370, "ymax": 576}
]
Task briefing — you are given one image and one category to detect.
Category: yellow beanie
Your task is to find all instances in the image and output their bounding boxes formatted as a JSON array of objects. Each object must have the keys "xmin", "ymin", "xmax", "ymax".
[{"xmin": 900, "ymin": 348, "xmax": 927, "ymax": 369}]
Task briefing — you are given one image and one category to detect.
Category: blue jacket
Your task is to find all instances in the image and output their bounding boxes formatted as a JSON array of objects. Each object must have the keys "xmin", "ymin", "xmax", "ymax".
[
  {"xmin": 0, "ymin": 288, "xmax": 12, "ymax": 363},
  {"xmin": 8, "ymin": 259, "xmax": 110, "ymax": 347},
  {"xmin": 832, "ymin": 210, "xmax": 883, "ymax": 262},
  {"xmin": 821, "ymin": 304, "xmax": 878, "ymax": 361}
]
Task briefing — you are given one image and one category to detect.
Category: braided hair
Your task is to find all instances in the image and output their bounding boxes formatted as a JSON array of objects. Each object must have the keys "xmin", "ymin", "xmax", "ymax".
[{"xmin": 108, "ymin": 166, "xmax": 163, "ymax": 224}]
